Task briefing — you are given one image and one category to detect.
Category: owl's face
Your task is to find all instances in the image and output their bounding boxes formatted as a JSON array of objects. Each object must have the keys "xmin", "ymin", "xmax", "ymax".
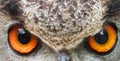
[{"xmin": 0, "ymin": 0, "xmax": 120, "ymax": 61}]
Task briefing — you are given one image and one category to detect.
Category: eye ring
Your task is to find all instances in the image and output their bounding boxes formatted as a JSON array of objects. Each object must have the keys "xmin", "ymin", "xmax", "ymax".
[
  {"xmin": 87, "ymin": 22, "xmax": 118, "ymax": 54},
  {"xmin": 8, "ymin": 24, "xmax": 38, "ymax": 54}
]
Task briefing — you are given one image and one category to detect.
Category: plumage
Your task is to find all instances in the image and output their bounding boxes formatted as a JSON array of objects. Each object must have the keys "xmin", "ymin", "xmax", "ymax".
[{"xmin": 0, "ymin": 0, "xmax": 120, "ymax": 61}]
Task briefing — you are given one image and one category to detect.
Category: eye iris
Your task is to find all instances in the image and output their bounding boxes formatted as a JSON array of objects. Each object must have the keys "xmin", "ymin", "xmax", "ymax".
[
  {"xmin": 8, "ymin": 24, "xmax": 39, "ymax": 54},
  {"xmin": 86, "ymin": 22, "xmax": 118, "ymax": 55},
  {"xmin": 95, "ymin": 30, "xmax": 108, "ymax": 44},
  {"xmin": 18, "ymin": 28, "xmax": 31, "ymax": 44}
]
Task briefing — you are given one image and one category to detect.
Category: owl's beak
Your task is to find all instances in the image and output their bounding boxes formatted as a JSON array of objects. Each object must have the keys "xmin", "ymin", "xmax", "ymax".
[{"xmin": 57, "ymin": 52, "xmax": 70, "ymax": 61}]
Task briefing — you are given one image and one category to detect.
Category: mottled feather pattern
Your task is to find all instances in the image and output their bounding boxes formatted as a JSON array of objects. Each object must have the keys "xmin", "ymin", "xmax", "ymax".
[{"xmin": 0, "ymin": 0, "xmax": 120, "ymax": 61}]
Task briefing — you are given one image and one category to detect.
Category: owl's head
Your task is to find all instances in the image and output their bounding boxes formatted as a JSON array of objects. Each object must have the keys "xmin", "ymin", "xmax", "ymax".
[{"xmin": 0, "ymin": 0, "xmax": 120, "ymax": 61}]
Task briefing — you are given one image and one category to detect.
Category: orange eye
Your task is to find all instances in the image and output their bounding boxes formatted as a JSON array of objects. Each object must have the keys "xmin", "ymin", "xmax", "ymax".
[
  {"xmin": 87, "ymin": 22, "xmax": 117, "ymax": 54},
  {"xmin": 8, "ymin": 24, "xmax": 38, "ymax": 54}
]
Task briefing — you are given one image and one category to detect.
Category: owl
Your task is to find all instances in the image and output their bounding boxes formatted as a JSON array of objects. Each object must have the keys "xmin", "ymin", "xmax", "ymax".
[{"xmin": 0, "ymin": 0, "xmax": 120, "ymax": 61}]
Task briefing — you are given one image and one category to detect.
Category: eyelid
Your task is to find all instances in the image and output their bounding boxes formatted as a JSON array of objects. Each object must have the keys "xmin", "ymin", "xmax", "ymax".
[
  {"xmin": 85, "ymin": 21, "xmax": 118, "ymax": 55},
  {"xmin": 8, "ymin": 24, "xmax": 41, "ymax": 55}
]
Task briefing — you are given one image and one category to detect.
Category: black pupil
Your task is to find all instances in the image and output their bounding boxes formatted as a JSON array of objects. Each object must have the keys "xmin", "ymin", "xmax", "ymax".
[
  {"xmin": 95, "ymin": 29, "xmax": 108, "ymax": 44},
  {"xmin": 18, "ymin": 28, "xmax": 31, "ymax": 44}
]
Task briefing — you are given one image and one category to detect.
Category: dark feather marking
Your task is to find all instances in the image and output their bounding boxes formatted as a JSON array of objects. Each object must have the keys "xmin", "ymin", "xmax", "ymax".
[
  {"xmin": 108, "ymin": 1, "xmax": 120, "ymax": 14},
  {"xmin": 4, "ymin": 0, "xmax": 22, "ymax": 17}
]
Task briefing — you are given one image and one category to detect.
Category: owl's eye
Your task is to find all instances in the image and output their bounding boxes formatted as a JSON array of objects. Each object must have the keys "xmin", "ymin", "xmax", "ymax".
[
  {"xmin": 8, "ymin": 24, "xmax": 38, "ymax": 54},
  {"xmin": 87, "ymin": 22, "xmax": 117, "ymax": 54}
]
